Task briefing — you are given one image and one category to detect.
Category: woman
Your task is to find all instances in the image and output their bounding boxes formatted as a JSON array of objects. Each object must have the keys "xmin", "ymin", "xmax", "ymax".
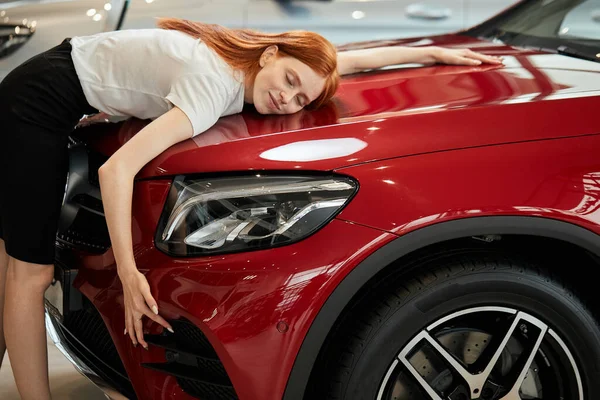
[{"xmin": 0, "ymin": 18, "xmax": 502, "ymax": 399}]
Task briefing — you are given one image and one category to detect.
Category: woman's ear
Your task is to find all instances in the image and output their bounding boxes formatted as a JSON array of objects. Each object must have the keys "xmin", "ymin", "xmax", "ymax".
[{"xmin": 260, "ymin": 45, "xmax": 279, "ymax": 67}]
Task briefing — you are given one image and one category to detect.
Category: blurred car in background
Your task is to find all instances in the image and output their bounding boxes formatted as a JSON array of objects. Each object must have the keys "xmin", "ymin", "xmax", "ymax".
[{"xmin": 0, "ymin": 0, "xmax": 523, "ymax": 81}]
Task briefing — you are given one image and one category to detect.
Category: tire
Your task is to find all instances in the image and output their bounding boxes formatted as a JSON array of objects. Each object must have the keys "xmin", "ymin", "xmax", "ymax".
[{"xmin": 315, "ymin": 250, "xmax": 600, "ymax": 399}]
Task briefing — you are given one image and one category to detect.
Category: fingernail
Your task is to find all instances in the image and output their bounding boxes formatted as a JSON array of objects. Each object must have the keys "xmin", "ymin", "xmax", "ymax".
[
  {"xmin": 124, "ymin": 328, "xmax": 127, "ymax": 335},
  {"xmin": 167, "ymin": 327, "xmax": 174, "ymax": 334},
  {"xmin": 152, "ymin": 306, "xmax": 159, "ymax": 315},
  {"xmin": 144, "ymin": 345, "xmax": 148, "ymax": 351}
]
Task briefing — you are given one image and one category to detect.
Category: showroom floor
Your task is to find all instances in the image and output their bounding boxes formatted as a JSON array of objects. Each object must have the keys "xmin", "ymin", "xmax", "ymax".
[{"xmin": 0, "ymin": 336, "xmax": 105, "ymax": 399}]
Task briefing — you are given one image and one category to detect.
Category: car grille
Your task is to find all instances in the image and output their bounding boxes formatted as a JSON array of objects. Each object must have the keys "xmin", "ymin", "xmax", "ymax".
[
  {"xmin": 62, "ymin": 304, "xmax": 137, "ymax": 399},
  {"xmin": 141, "ymin": 318, "xmax": 239, "ymax": 400},
  {"xmin": 64, "ymin": 308, "xmax": 126, "ymax": 375},
  {"xmin": 56, "ymin": 204, "xmax": 110, "ymax": 253},
  {"xmin": 57, "ymin": 142, "xmax": 111, "ymax": 253}
]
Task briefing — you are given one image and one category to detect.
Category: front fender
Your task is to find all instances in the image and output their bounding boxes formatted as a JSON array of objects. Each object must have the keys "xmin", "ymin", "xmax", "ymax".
[{"xmin": 283, "ymin": 215, "xmax": 600, "ymax": 399}]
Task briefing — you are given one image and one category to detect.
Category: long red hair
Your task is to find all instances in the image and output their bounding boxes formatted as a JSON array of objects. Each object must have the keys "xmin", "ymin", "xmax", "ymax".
[{"xmin": 156, "ymin": 18, "xmax": 339, "ymax": 109}]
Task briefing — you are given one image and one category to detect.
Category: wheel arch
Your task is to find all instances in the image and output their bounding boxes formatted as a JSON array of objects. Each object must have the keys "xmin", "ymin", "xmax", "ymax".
[{"xmin": 283, "ymin": 216, "xmax": 600, "ymax": 400}]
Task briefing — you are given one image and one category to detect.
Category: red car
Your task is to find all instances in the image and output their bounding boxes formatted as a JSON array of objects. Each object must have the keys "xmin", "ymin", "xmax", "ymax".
[{"xmin": 44, "ymin": 1, "xmax": 600, "ymax": 399}]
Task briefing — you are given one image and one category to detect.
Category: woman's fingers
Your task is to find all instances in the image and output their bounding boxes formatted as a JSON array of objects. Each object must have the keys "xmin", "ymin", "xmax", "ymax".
[
  {"xmin": 467, "ymin": 50, "xmax": 503, "ymax": 64},
  {"xmin": 141, "ymin": 284, "xmax": 174, "ymax": 332},
  {"xmin": 126, "ymin": 310, "xmax": 137, "ymax": 346},
  {"xmin": 440, "ymin": 49, "xmax": 504, "ymax": 66},
  {"xmin": 140, "ymin": 307, "xmax": 174, "ymax": 333},
  {"xmin": 138, "ymin": 302, "xmax": 175, "ymax": 336},
  {"xmin": 134, "ymin": 310, "xmax": 158, "ymax": 349},
  {"xmin": 462, "ymin": 56, "xmax": 483, "ymax": 65},
  {"xmin": 133, "ymin": 315, "xmax": 146, "ymax": 350},
  {"xmin": 140, "ymin": 282, "xmax": 158, "ymax": 315},
  {"xmin": 122, "ymin": 271, "xmax": 176, "ymax": 349},
  {"xmin": 456, "ymin": 55, "xmax": 502, "ymax": 66},
  {"xmin": 447, "ymin": 55, "xmax": 481, "ymax": 65},
  {"xmin": 127, "ymin": 304, "xmax": 175, "ymax": 350}
]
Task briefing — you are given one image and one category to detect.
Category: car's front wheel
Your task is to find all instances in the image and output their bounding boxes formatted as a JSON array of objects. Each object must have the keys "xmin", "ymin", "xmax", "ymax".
[{"xmin": 316, "ymin": 251, "xmax": 600, "ymax": 399}]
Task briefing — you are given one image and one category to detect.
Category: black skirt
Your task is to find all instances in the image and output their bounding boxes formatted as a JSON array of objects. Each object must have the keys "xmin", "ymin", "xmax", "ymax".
[{"xmin": 0, "ymin": 38, "xmax": 98, "ymax": 264}]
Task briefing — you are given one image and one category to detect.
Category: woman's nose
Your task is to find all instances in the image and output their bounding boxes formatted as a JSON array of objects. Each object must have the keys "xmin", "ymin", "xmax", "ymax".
[{"xmin": 280, "ymin": 90, "xmax": 291, "ymax": 104}]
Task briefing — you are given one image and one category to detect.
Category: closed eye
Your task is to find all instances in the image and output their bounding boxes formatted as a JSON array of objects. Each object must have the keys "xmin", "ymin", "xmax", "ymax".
[{"xmin": 287, "ymin": 70, "xmax": 307, "ymax": 107}]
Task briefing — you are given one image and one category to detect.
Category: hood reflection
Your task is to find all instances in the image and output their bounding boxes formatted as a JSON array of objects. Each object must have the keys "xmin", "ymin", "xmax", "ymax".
[
  {"xmin": 192, "ymin": 100, "xmax": 342, "ymax": 148},
  {"xmin": 259, "ymin": 138, "xmax": 368, "ymax": 162}
]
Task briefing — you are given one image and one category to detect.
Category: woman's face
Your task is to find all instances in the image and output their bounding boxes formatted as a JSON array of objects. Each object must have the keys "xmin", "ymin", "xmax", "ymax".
[{"xmin": 248, "ymin": 46, "xmax": 326, "ymax": 115}]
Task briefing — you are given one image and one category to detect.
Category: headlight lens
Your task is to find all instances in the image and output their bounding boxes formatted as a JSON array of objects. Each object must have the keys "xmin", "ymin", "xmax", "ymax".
[{"xmin": 155, "ymin": 174, "xmax": 358, "ymax": 256}]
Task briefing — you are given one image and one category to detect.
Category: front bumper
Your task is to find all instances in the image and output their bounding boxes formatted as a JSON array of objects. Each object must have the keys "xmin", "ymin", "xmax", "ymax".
[
  {"xmin": 44, "ymin": 257, "xmax": 135, "ymax": 399},
  {"xmin": 44, "ymin": 300, "xmax": 131, "ymax": 400},
  {"xmin": 49, "ymin": 190, "xmax": 395, "ymax": 400},
  {"xmin": 51, "ymin": 154, "xmax": 397, "ymax": 399}
]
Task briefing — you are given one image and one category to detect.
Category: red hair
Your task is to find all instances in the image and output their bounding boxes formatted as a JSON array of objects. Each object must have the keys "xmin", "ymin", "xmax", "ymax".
[{"xmin": 156, "ymin": 18, "xmax": 339, "ymax": 109}]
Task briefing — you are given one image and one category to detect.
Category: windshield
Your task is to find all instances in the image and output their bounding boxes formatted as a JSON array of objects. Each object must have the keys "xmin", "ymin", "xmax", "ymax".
[{"xmin": 465, "ymin": 0, "xmax": 600, "ymax": 62}]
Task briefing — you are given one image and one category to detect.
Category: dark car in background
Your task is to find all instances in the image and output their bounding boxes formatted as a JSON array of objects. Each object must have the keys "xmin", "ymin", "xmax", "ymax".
[{"xmin": 25, "ymin": 0, "xmax": 600, "ymax": 399}]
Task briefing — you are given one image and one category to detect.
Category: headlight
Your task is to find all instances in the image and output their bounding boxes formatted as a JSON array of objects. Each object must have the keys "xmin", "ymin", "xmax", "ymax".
[{"xmin": 155, "ymin": 174, "xmax": 358, "ymax": 256}]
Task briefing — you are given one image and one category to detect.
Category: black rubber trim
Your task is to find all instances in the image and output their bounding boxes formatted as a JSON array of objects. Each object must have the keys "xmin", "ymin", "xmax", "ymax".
[
  {"xmin": 283, "ymin": 216, "xmax": 600, "ymax": 400},
  {"xmin": 144, "ymin": 333, "xmax": 219, "ymax": 360},
  {"xmin": 140, "ymin": 362, "xmax": 232, "ymax": 387}
]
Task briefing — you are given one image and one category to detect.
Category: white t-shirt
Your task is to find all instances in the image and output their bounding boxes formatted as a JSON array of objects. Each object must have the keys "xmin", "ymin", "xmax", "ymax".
[{"xmin": 70, "ymin": 29, "xmax": 245, "ymax": 137}]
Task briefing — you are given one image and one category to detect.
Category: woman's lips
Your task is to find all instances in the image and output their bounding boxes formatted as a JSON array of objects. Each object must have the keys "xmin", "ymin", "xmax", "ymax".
[{"xmin": 269, "ymin": 92, "xmax": 280, "ymax": 111}]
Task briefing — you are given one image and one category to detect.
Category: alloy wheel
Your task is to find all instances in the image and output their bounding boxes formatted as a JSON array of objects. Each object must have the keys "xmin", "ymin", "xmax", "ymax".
[{"xmin": 377, "ymin": 306, "xmax": 583, "ymax": 400}]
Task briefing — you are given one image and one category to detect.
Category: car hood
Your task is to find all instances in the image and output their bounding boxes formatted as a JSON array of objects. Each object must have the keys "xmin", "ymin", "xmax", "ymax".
[{"xmin": 77, "ymin": 34, "xmax": 600, "ymax": 179}]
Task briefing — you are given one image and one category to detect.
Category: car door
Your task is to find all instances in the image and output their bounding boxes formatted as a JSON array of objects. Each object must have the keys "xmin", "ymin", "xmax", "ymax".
[{"xmin": 0, "ymin": 0, "xmax": 125, "ymax": 81}]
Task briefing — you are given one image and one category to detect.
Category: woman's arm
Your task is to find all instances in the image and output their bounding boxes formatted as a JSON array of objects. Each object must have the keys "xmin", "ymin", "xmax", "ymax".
[
  {"xmin": 337, "ymin": 46, "xmax": 503, "ymax": 75},
  {"xmin": 98, "ymin": 106, "xmax": 193, "ymax": 348}
]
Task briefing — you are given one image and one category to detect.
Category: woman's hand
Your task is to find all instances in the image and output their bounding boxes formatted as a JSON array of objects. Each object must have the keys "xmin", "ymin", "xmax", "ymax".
[
  {"xmin": 76, "ymin": 112, "xmax": 111, "ymax": 129},
  {"xmin": 119, "ymin": 267, "xmax": 174, "ymax": 349},
  {"xmin": 432, "ymin": 47, "xmax": 504, "ymax": 66},
  {"xmin": 337, "ymin": 46, "xmax": 505, "ymax": 76}
]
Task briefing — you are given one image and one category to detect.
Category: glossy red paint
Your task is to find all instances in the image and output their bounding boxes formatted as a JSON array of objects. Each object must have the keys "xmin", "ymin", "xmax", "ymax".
[
  {"xmin": 76, "ymin": 34, "xmax": 600, "ymax": 180},
  {"xmin": 60, "ymin": 31, "xmax": 600, "ymax": 400},
  {"xmin": 71, "ymin": 181, "xmax": 395, "ymax": 400},
  {"xmin": 336, "ymin": 133, "xmax": 600, "ymax": 235}
]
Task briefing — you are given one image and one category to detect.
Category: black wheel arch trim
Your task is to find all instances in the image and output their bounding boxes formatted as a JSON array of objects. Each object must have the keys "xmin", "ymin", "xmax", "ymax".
[{"xmin": 282, "ymin": 215, "xmax": 600, "ymax": 399}]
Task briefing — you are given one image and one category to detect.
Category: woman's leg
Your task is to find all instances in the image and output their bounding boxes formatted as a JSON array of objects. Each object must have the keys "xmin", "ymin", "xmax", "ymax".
[
  {"xmin": 0, "ymin": 39, "xmax": 93, "ymax": 398},
  {"xmin": 0, "ymin": 239, "xmax": 8, "ymax": 367},
  {"xmin": 4, "ymin": 256, "xmax": 54, "ymax": 400}
]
